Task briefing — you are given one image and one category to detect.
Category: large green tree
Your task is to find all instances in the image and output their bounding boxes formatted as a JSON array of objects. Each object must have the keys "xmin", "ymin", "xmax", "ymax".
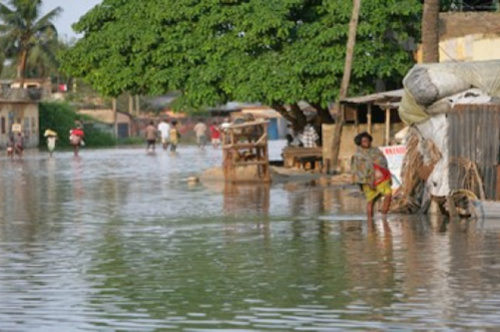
[
  {"xmin": 0, "ymin": 0, "xmax": 62, "ymax": 82},
  {"xmin": 62, "ymin": 0, "xmax": 421, "ymax": 130}
]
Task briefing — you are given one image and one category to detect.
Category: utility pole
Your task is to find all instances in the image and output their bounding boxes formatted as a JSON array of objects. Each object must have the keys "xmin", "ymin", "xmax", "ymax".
[{"xmin": 331, "ymin": 0, "xmax": 361, "ymax": 172}]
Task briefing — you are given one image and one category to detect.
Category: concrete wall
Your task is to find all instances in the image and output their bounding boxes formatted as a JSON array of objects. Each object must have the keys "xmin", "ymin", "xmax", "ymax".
[
  {"xmin": 439, "ymin": 34, "xmax": 500, "ymax": 62},
  {"xmin": 415, "ymin": 12, "xmax": 500, "ymax": 63},
  {"xmin": 0, "ymin": 102, "xmax": 39, "ymax": 148}
]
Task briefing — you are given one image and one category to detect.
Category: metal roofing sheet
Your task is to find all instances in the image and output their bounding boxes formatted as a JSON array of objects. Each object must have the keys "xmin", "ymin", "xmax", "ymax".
[{"xmin": 341, "ymin": 89, "xmax": 404, "ymax": 104}]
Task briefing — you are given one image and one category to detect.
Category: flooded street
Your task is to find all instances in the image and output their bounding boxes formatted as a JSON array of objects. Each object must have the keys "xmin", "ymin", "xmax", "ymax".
[{"xmin": 1, "ymin": 143, "xmax": 500, "ymax": 331}]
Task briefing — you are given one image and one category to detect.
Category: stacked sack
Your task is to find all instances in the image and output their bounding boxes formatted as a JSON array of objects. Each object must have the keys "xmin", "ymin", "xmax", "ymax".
[{"xmin": 399, "ymin": 60, "xmax": 500, "ymax": 125}]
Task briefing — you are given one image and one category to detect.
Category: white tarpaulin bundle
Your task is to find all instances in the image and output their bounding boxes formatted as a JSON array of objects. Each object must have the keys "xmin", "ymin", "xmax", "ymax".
[
  {"xmin": 399, "ymin": 60, "xmax": 500, "ymax": 125},
  {"xmin": 397, "ymin": 60, "xmax": 500, "ymax": 205}
]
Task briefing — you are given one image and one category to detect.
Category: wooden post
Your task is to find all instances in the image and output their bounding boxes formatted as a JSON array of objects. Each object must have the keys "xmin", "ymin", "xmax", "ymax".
[
  {"xmin": 367, "ymin": 103, "xmax": 372, "ymax": 135},
  {"xmin": 496, "ymin": 165, "xmax": 500, "ymax": 201},
  {"xmin": 385, "ymin": 108, "xmax": 390, "ymax": 145},
  {"xmin": 331, "ymin": 0, "xmax": 361, "ymax": 172},
  {"xmin": 112, "ymin": 98, "xmax": 118, "ymax": 138},
  {"xmin": 354, "ymin": 106, "xmax": 359, "ymax": 134},
  {"xmin": 135, "ymin": 95, "xmax": 140, "ymax": 116},
  {"xmin": 128, "ymin": 94, "xmax": 133, "ymax": 114}
]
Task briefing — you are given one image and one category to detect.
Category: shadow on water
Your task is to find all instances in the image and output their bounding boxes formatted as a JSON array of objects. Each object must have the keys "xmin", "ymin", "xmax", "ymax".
[{"xmin": 0, "ymin": 148, "xmax": 500, "ymax": 330}]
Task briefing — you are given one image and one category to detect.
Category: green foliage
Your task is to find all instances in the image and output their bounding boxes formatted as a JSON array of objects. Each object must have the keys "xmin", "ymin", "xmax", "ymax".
[
  {"xmin": 118, "ymin": 136, "xmax": 144, "ymax": 146},
  {"xmin": 39, "ymin": 102, "xmax": 116, "ymax": 148},
  {"xmin": 0, "ymin": 0, "xmax": 62, "ymax": 78},
  {"xmin": 80, "ymin": 123, "xmax": 117, "ymax": 147},
  {"xmin": 39, "ymin": 101, "xmax": 77, "ymax": 147},
  {"xmin": 62, "ymin": 0, "xmax": 421, "ymax": 121}
]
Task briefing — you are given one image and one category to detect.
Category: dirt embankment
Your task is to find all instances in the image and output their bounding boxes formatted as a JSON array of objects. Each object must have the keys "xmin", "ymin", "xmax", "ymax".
[{"xmin": 200, "ymin": 165, "xmax": 352, "ymax": 187}]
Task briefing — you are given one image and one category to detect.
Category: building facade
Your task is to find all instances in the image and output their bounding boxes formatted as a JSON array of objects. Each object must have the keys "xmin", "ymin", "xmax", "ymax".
[{"xmin": 0, "ymin": 100, "xmax": 39, "ymax": 148}]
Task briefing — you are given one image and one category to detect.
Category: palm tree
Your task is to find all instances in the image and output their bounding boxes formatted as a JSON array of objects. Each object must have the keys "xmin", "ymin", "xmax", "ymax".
[
  {"xmin": 0, "ymin": 0, "xmax": 62, "ymax": 84},
  {"xmin": 422, "ymin": 0, "xmax": 440, "ymax": 63},
  {"xmin": 26, "ymin": 35, "xmax": 67, "ymax": 79}
]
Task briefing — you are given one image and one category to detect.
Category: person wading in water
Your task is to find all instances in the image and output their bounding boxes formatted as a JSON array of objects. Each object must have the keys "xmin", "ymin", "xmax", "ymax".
[
  {"xmin": 351, "ymin": 132, "xmax": 392, "ymax": 221},
  {"xmin": 70, "ymin": 124, "xmax": 85, "ymax": 157}
]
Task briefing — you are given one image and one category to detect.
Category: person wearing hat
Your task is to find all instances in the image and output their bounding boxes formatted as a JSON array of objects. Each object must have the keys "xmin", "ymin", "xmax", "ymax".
[{"xmin": 351, "ymin": 132, "xmax": 392, "ymax": 221}]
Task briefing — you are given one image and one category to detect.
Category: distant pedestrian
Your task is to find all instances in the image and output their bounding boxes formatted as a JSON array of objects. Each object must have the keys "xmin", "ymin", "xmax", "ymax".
[
  {"xmin": 69, "ymin": 124, "xmax": 85, "ymax": 157},
  {"xmin": 220, "ymin": 118, "xmax": 231, "ymax": 131},
  {"xmin": 209, "ymin": 121, "xmax": 221, "ymax": 148},
  {"xmin": 14, "ymin": 132, "xmax": 24, "ymax": 159},
  {"xmin": 193, "ymin": 119, "xmax": 208, "ymax": 150},
  {"xmin": 145, "ymin": 121, "xmax": 157, "ymax": 153},
  {"xmin": 300, "ymin": 122, "xmax": 319, "ymax": 148},
  {"xmin": 44, "ymin": 129, "xmax": 58, "ymax": 158},
  {"xmin": 158, "ymin": 119, "xmax": 170, "ymax": 150},
  {"xmin": 351, "ymin": 132, "xmax": 392, "ymax": 221},
  {"xmin": 169, "ymin": 120, "xmax": 180, "ymax": 154},
  {"xmin": 6, "ymin": 135, "xmax": 14, "ymax": 160}
]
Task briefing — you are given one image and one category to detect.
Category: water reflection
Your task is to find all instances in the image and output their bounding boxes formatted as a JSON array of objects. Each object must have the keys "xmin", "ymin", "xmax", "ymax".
[
  {"xmin": 223, "ymin": 183, "xmax": 271, "ymax": 217},
  {"xmin": 0, "ymin": 148, "xmax": 500, "ymax": 330}
]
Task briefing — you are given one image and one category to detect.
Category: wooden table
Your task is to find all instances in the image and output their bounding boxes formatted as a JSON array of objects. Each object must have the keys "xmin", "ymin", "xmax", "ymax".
[{"xmin": 282, "ymin": 146, "xmax": 323, "ymax": 170}]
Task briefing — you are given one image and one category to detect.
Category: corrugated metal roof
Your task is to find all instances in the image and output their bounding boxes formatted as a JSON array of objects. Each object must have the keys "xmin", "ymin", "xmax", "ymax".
[{"xmin": 341, "ymin": 89, "xmax": 404, "ymax": 105}]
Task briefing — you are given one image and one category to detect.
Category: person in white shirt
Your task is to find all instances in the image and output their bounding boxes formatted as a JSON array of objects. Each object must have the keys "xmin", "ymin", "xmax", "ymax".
[{"xmin": 158, "ymin": 119, "xmax": 171, "ymax": 150}]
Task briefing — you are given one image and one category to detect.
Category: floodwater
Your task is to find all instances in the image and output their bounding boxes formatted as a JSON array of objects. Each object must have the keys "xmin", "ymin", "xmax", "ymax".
[{"xmin": 1, "ymin": 142, "xmax": 500, "ymax": 331}]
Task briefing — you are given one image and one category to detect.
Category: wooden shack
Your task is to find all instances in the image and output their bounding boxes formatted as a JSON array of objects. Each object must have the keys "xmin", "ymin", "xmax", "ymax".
[
  {"xmin": 323, "ymin": 89, "xmax": 405, "ymax": 173},
  {"xmin": 222, "ymin": 119, "xmax": 271, "ymax": 183}
]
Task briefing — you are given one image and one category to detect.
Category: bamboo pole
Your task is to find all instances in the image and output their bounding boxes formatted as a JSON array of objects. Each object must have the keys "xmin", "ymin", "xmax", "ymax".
[
  {"xmin": 354, "ymin": 106, "xmax": 359, "ymax": 134},
  {"xmin": 331, "ymin": 0, "xmax": 361, "ymax": 172},
  {"xmin": 367, "ymin": 103, "xmax": 372, "ymax": 134},
  {"xmin": 385, "ymin": 108, "xmax": 390, "ymax": 145}
]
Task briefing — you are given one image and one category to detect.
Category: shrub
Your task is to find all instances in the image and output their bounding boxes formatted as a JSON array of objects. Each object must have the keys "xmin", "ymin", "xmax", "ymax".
[
  {"xmin": 39, "ymin": 102, "xmax": 77, "ymax": 147},
  {"xmin": 39, "ymin": 102, "xmax": 116, "ymax": 148}
]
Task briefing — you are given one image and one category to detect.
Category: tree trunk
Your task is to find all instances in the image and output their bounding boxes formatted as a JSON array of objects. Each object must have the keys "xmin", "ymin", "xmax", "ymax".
[
  {"xmin": 112, "ymin": 98, "xmax": 118, "ymax": 138},
  {"xmin": 311, "ymin": 102, "xmax": 334, "ymax": 124},
  {"xmin": 422, "ymin": 0, "xmax": 440, "ymax": 63},
  {"xmin": 135, "ymin": 95, "xmax": 140, "ymax": 115},
  {"xmin": 271, "ymin": 103, "xmax": 308, "ymax": 132},
  {"xmin": 17, "ymin": 49, "xmax": 28, "ymax": 87},
  {"xmin": 290, "ymin": 103, "xmax": 307, "ymax": 130},
  {"xmin": 331, "ymin": 0, "xmax": 361, "ymax": 172},
  {"xmin": 128, "ymin": 94, "xmax": 134, "ymax": 114}
]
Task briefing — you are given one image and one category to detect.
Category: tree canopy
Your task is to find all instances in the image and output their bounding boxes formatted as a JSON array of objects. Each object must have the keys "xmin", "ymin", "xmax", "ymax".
[{"xmin": 62, "ymin": 0, "xmax": 421, "ymax": 128}]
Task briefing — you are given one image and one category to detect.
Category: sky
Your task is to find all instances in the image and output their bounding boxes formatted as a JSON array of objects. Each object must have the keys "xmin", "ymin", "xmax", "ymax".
[{"xmin": 41, "ymin": 0, "xmax": 103, "ymax": 40}]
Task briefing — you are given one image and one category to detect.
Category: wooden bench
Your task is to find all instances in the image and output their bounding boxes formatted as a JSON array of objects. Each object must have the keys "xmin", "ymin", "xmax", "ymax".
[{"xmin": 282, "ymin": 146, "xmax": 323, "ymax": 170}]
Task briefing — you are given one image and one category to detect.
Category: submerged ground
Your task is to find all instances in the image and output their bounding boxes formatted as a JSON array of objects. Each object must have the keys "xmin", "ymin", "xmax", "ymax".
[{"xmin": 1, "ymin": 142, "xmax": 500, "ymax": 331}]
